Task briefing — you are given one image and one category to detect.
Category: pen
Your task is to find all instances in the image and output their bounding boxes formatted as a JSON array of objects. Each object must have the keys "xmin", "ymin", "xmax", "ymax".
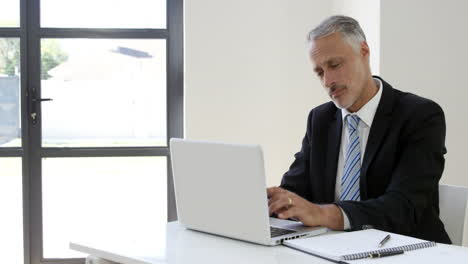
[
  {"xmin": 369, "ymin": 250, "xmax": 404, "ymax": 258},
  {"xmin": 378, "ymin": 234, "xmax": 391, "ymax": 247}
]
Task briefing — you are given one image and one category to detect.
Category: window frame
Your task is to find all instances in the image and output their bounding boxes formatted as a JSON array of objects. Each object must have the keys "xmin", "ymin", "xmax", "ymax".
[{"xmin": 0, "ymin": 0, "xmax": 183, "ymax": 263}]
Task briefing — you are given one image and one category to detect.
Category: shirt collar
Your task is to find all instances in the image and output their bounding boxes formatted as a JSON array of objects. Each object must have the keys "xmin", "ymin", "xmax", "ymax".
[{"xmin": 341, "ymin": 77, "xmax": 383, "ymax": 128}]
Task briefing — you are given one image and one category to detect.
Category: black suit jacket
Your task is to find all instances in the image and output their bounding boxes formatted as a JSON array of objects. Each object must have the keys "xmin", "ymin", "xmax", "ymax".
[{"xmin": 280, "ymin": 76, "xmax": 451, "ymax": 243}]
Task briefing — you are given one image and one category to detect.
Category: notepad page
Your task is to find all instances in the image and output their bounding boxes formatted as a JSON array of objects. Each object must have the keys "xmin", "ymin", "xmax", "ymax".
[
  {"xmin": 352, "ymin": 243, "xmax": 468, "ymax": 264},
  {"xmin": 283, "ymin": 229, "xmax": 428, "ymax": 260}
]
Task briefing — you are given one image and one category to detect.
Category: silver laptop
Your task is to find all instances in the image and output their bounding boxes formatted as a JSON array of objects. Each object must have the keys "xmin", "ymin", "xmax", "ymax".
[{"xmin": 169, "ymin": 138, "xmax": 327, "ymax": 246}]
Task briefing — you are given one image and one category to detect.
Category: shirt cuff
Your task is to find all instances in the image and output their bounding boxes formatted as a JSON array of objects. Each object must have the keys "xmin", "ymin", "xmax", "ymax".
[{"xmin": 339, "ymin": 206, "xmax": 351, "ymax": 230}]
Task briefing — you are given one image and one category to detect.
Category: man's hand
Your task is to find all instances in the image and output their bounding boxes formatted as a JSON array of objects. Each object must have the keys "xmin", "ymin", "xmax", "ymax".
[{"xmin": 267, "ymin": 186, "xmax": 344, "ymax": 230}]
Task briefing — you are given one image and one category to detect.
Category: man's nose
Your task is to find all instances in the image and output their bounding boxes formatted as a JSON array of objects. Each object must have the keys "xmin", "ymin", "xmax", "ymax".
[
  {"xmin": 323, "ymin": 72, "xmax": 336, "ymax": 88},
  {"xmin": 323, "ymin": 71, "xmax": 336, "ymax": 88}
]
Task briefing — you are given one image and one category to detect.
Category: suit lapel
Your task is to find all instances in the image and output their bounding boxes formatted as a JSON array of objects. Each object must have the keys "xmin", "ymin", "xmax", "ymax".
[
  {"xmin": 325, "ymin": 109, "xmax": 342, "ymax": 202},
  {"xmin": 360, "ymin": 77, "xmax": 394, "ymax": 200}
]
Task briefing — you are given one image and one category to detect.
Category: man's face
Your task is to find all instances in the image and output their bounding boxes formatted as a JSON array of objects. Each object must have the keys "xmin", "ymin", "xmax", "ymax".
[{"xmin": 309, "ymin": 32, "xmax": 370, "ymax": 111}]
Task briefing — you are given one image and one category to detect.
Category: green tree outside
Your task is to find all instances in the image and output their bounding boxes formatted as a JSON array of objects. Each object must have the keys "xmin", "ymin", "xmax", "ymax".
[
  {"xmin": 0, "ymin": 38, "xmax": 20, "ymax": 76},
  {"xmin": 41, "ymin": 39, "xmax": 68, "ymax": 79},
  {"xmin": 0, "ymin": 38, "xmax": 68, "ymax": 79}
]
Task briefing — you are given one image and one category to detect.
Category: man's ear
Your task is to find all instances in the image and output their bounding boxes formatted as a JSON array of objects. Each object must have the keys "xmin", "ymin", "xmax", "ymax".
[{"xmin": 360, "ymin": 41, "xmax": 370, "ymax": 58}]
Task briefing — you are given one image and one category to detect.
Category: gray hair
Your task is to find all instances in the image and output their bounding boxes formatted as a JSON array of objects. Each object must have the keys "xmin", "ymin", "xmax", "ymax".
[{"xmin": 307, "ymin": 15, "xmax": 366, "ymax": 52}]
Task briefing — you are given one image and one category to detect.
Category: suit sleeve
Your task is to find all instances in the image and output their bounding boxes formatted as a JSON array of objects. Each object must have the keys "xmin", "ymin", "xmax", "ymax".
[
  {"xmin": 336, "ymin": 101, "xmax": 446, "ymax": 235},
  {"xmin": 280, "ymin": 110, "xmax": 313, "ymax": 199}
]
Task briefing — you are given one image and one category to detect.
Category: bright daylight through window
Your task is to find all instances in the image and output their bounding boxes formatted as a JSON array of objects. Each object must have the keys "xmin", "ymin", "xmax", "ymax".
[{"xmin": 0, "ymin": 0, "xmax": 181, "ymax": 263}]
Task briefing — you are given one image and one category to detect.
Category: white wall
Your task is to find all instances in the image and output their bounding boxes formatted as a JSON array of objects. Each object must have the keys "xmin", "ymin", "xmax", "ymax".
[
  {"xmin": 380, "ymin": 0, "xmax": 468, "ymax": 187},
  {"xmin": 185, "ymin": 0, "xmax": 333, "ymax": 186}
]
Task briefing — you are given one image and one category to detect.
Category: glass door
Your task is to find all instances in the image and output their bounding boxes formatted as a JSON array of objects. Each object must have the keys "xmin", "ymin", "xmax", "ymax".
[
  {"xmin": 0, "ymin": 1, "xmax": 25, "ymax": 263},
  {"xmin": 0, "ymin": 0, "xmax": 183, "ymax": 263}
]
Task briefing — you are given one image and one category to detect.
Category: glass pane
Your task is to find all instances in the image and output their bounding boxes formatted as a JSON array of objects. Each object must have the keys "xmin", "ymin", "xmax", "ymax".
[
  {"xmin": 0, "ymin": 38, "xmax": 21, "ymax": 147},
  {"xmin": 41, "ymin": 39, "xmax": 167, "ymax": 147},
  {"xmin": 42, "ymin": 157, "xmax": 167, "ymax": 258},
  {"xmin": 41, "ymin": 0, "xmax": 166, "ymax": 29},
  {"xmin": 0, "ymin": 1, "xmax": 19, "ymax": 27},
  {"xmin": 0, "ymin": 158, "xmax": 24, "ymax": 264}
]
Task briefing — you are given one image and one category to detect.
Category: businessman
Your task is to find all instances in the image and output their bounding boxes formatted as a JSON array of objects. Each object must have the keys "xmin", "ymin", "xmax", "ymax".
[{"xmin": 267, "ymin": 15, "xmax": 451, "ymax": 243}]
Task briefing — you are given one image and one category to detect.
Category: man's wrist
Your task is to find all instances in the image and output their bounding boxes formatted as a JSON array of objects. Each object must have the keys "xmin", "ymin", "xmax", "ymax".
[{"xmin": 318, "ymin": 204, "xmax": 344, "ymax": 230}]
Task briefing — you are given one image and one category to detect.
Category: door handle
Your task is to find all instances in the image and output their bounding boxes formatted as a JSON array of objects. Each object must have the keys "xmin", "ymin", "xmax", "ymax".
[
  {"xmin": 32, "ymin": 98, "xmax": 53, "ymax": 102},
  {"xmin": 30, "ymin": 87, "xmax": 53, "ymax": 124}
]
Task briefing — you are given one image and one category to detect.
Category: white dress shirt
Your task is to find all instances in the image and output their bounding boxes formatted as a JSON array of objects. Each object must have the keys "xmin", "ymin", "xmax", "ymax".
[{"xmin": 335, "ymin": 78, "xmax": 383, "ymax": 229}]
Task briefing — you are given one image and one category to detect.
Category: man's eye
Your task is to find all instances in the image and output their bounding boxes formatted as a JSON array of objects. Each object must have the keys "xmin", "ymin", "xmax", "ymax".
[
  {"xmin": 330, "ymin": 63, "xmax": 340, "ymax": 69},
  {"xmin": 317, "ymin": 71, "xmax": 323, "ymax": 77}
]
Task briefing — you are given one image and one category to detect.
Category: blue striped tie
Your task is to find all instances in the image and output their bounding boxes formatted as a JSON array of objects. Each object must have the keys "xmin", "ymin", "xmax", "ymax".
[{"xmin": 340, "ymin": 114, "xmax": 361, "ymax": 201}]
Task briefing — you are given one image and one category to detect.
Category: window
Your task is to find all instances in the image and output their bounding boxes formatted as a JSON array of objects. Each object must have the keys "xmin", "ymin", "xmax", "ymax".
[
  {"xmin": 0, "ymin": 1, "xmax": 19, "ymax": 27},
  {"xmin": 0, "ymin": 158, "xmax": 23, "ymax": 264},
  {"xmin": 0, "ymin": 0, "xmax": 183, "ymax": 263}
]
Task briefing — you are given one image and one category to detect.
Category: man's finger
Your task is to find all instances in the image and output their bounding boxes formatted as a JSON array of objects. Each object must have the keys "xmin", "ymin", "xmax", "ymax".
[
  {"xmin": 268, "ymin": 193, "xmax": 283, "ymax": 205},
  {"xmin": 270, "ymin": 195, "xmax": 294, "ymax": 213},
  {"xmin": 267, "ymin": 186, "xmax": 282, "ymax": 197},
  {"xmin": 268, "ymin": 194, "xmax": 280, "ymax": 206},
  {"xmin": 266, "ymin": 187, "xmax": 276, "ymax": 198},
  {"xmin": 268, "ymin": 200, "xmax": 282, "ymax": 215},
  {"xmin": 269, "ymin": 198, "xmax": 289, "ymax": 215},
  {"xmin": 278, "ymin": 207, "xmax": 297, "ymax": 220}
]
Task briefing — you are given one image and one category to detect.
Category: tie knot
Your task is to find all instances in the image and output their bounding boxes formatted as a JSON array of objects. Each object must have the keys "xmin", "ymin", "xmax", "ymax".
[{"xmin": 346, "ymin": 114, "xmax": 360, "ymax": 131}]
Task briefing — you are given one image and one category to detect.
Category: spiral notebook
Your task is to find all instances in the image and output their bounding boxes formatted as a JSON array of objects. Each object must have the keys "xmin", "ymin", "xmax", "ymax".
[{"xmin": 283, "ymin": 229, "xmax": 436, "ymax": 261}]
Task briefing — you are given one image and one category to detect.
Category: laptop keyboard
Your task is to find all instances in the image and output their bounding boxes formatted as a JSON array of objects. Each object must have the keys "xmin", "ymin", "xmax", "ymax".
[{"xmin": 270, "ymin": 226, "xmax": 295, "ymax": 238}]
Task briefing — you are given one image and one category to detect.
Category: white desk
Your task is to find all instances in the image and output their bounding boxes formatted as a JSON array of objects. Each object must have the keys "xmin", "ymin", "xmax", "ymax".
[
  {"xmin": 71, "ymin": 221, "xmax": 468, "ymax": 264},
  {"xmin": 70, "ymin": 221, "xmax": 331, "ymax": 264}
]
